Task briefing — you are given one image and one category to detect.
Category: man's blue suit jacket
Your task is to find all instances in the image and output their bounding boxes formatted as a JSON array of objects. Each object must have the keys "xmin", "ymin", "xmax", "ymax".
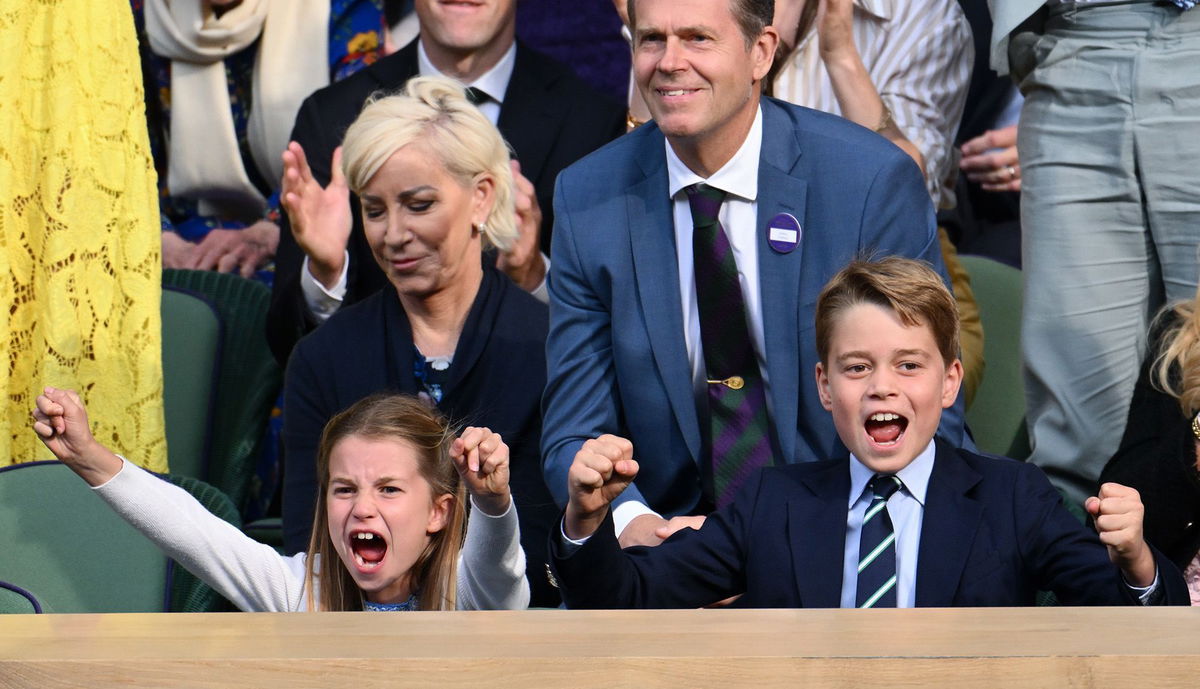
[
  {"xmin": 549, "ymin": 440, "xmax": 1189, "ymax": 608},
  {"xmin": 543, "ymin": 97, "xmax": 969, "ymax": 517}
]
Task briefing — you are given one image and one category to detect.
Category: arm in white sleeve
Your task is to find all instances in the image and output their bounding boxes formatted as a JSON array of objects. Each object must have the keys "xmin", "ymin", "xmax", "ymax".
[
  {"xmin": 454, "ymin": 497, "xmax": 530, "ymax": 610},
  {"xmin": 93, "ymin": 458, "xmax": 309, "ymax": 612},
  {"xmin": 300, "ymin": 251, "xmax": 350, "ymax": 322}
]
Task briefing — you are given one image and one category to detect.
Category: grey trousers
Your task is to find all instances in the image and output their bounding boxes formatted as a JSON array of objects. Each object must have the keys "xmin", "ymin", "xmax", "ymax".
[{"xmin": 1013, "ymin": 1, "xmax": 1200, "ymax": 507}]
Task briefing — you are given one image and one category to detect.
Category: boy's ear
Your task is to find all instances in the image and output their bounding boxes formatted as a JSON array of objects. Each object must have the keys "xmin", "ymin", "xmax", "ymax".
[
  {"xmin": 941, "ymin": 358, "xmax": 964, "ymax": 408},
  {"xmin": 426, "ymin": 493, "xmax": 454, "ymax": 535},
  {"xmin": 815, "ymin": 362, "xmax": 834, "ymax": 411}
]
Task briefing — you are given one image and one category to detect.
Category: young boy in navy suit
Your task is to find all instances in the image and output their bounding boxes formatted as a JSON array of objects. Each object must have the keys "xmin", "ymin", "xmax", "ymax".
[{"xmin": 549, "ymin": 257, "xmax": 1187, "ymax": 608}]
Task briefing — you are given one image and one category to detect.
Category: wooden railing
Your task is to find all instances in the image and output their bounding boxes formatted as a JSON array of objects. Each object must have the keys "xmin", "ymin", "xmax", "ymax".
[{"xmin": 2, "ymin": 607, "xmax": 1198, "ymax": 688}]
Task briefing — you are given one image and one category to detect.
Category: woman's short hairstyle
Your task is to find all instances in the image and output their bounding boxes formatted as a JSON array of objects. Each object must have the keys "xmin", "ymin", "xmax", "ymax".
[
  {"xmin": 1152, "ymin": 282, "xmax": 1200, "ymax": 417},
  {"xmin": 340, "ymin": 75, "xmax": 517, "ymax": 250},
  {"xmin": 304, "ymin": 394, "xmax": 466, "ymax": 612},
  {"xmin": 815, "ymin": 256, "xmax": 960, "ymax": 367}
]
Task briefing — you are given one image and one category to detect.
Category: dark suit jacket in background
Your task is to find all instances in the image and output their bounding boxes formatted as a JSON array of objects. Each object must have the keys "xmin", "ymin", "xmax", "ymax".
[
  {"xmin": 281, "ymin": 265, "xmax": 560, "ymax": 607},
  {"xmin": 267, "ymin": 37, "xmax": 627, "ymax": 363},
  {"xmin": 551, "ymin": 440, "xmax": 1188, "ymax": 609}
]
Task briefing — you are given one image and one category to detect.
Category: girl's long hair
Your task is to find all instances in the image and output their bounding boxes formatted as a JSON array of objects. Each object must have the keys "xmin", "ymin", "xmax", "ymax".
[
  {"xmin": 1153, "ymin": 286, "xmax": 1200, "ymax": 418},
  {"xmin": 303, "ymin": 394, "xmax": 467, "ymax": 611}
]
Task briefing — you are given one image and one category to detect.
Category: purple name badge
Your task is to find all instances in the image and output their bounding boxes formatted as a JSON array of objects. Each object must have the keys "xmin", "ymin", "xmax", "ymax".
[{"xmin": 767, "ymin": 213, "xmax": 801, "ymax": 254}]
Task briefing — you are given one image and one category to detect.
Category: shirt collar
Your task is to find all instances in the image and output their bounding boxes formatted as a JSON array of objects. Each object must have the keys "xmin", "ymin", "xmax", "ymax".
[
  {"xmin": 665, "ymin": 105, "xmax": 763, "ymax": 202},
  {"xmin": 417, "ymin": 40, "xmax": 517, "ymax": 105},
  {"xmin": 848, "ymin": 438, "xmax": 936, "ymax": 508}
]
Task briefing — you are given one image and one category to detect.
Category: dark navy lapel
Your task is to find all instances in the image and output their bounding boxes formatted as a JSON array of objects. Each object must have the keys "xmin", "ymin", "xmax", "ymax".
[
  {"xmin": 365, "ymin": 38, "xmax": 419, "ymax": 91},
  {"xmin": 756, "ymin": 100, "xmax": 808, "ymax": 465},
  {"xmin": 627, "ymin": 128, "xmax": 701, "ymax": 461},
  {"xmin": 915, "ymin": 440, "xmax": 985, "ymax": 606},
  {"xmin": 496, "ymin": 42, "xmax": 562, "ymax": 184},
  {"xmin": 787, "ymin": 461, "xmax": 850, "ymax": 607}
]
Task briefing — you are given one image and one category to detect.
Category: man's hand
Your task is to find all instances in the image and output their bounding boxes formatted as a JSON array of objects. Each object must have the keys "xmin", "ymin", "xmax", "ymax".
[
  {"xmin": 450, "ymin": 426, "xmax": 511, "ymax": 517},
  {"xmin": 617, "ymin": 514, "xmax": 708, "ymax": 548},
  {"xmin": 565, "ymin": 435, "xmax": 639, "ymax": 540},
  {"xmin": 655, "ymin": 514, "xmax": 707, "ymax": 540},
  {"xmin": 960, "ymin": 124, "xmax": 1021, "ymax": 192},
  {"xmin": 280, "ymin": 142, "xmax": 353, "ymax": 289},
  {"xmin": 1085, "ymin": 482, "xmax": 1156, "ymax": 588},
  {"xmin": 31, "ymin": 387, "xmax": 123, "ymax": 487},
  {"xmin": 162, "ymin": 230, "xmax": 196, "ymax": 269},
  {"xmin": 495, "ymin": 160, "xmax": 546, "ymax": 292},
  {"xmin": 188, "ymin": 220, "xmax": 279, "ymax": 278}
]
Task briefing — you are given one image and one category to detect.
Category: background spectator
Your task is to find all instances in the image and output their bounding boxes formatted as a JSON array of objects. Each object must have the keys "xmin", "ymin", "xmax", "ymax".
[
  {"xmin": 134, "ymin": 0, "xmax": 387, "ymax": 279},
  {"xmin": 991, "ymin": 0, "xmax": 1200, "ymax": 507},
  {"xmin": 267, "ymin": 0, "xmax": 625, "ymax": 364}
]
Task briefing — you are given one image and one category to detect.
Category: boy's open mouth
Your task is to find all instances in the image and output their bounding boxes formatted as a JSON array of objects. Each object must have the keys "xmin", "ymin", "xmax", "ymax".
[
  {"xmin": 349, "ymin": 530, "xmax": 387, "ymax": 570},
  {"xmin": 865, "ymin": 412, "xmax": 908, "ymax": 445}
]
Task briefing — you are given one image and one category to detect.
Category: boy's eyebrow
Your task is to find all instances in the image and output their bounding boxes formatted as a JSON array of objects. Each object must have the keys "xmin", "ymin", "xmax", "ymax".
[
  {"xmin": 835, "ymin": 350, "xmax": 873, "ymax": 362},
  {"xmin": 835, "ymin": 348, "xmax": 933, "ymax": 362}
]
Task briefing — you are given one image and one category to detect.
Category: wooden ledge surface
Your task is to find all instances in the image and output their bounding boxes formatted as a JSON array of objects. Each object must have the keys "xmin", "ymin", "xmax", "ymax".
[{"xmin": 2, "ymin": 607, "xmax": 1197, "ymax": 688}]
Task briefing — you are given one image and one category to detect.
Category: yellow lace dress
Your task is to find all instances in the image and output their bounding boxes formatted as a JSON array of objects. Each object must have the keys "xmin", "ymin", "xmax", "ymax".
[{"xmin": 0, "ymin": 0, "xmax": 166, "ymax": 470}]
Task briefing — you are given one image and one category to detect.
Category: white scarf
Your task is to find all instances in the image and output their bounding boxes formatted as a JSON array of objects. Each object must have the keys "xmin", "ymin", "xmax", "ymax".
[{"xmin": 145, "ymin": 0, "xmax": 330, "ymax": 218}]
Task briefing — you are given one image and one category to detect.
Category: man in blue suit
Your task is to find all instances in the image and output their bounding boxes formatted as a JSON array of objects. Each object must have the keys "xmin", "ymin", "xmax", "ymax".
[
  {"xmin": 542, "ymin": 0, "xmax": 969, "ymax": 548},
  {"xmin": 549, "ymin": 258, "xmax": 1186, "ymax": 608}
]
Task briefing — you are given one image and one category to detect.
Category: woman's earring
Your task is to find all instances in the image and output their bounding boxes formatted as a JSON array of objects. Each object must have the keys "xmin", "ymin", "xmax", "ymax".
[{"xmin": 473, "ymin": 222, "xmax": 487, "ymax": 237}]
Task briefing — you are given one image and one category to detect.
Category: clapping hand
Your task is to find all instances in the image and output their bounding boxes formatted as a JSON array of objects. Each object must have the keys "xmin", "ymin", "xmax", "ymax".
[
  {"xmin": 281, "ymin": 142, "xmax": 353, "ymax": 289},
  {"xmin": 495, "ymin": 160, "xmax": 546, "ymax": 292}
]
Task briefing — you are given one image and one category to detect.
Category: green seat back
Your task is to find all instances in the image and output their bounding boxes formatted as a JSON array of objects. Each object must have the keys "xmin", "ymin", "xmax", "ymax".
[
  {"xmin": 0, "ymin": 580, "xmax": 41, "ymax": 613},
  {"xmin": 163, "ymin": 270, "xmax": 282, "ymax": 514},
  {"xmin": 960, "ymin": 256, "xmax": 1030, "ymax": 460},
  {"xmin": 0, "ymin": 462, "xmax": 169, "ymax": 612},
  {"xmin": 161, "ymin": 286, "xmax": 222, "ymax": 480}
]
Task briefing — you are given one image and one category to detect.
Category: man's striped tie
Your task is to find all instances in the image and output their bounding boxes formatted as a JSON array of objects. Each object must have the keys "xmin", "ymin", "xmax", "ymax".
[{"xmin": 686, "ymin": 183, "xmax": 774, "ymax": 508}]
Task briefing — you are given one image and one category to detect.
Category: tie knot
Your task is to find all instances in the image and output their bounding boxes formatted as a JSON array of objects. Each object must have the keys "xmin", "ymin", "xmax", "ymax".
[
  {"xmin": 868, "ymin": 474, "xmax": 902, "ymax": 501},
  {"xmin": 465, "ymin": 86, "xmax": 490, "ymax": 105},
  {"xmin": 685, "ymin": 183, "xmax": 727, "ymax": 225}
]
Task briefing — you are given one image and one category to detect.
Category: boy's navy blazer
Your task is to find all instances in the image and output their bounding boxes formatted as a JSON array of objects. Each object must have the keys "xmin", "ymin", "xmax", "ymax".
[{"xmin": 550, "ymin": 440, "xmax": 1188, "ymax": 608}]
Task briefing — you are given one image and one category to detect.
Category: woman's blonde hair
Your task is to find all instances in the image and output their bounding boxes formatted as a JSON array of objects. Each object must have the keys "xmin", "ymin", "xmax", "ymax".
[
  {"xmin": 1152, "ymin": 287, "xmax": 1200, "ymax": 417},
  {"xmin": 339, "ymin": 76, "xmax": 517, "ymax": 251},
  {"xmin": 303, "ymin": 394, "xmax": 467, "ymax": 611}
]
